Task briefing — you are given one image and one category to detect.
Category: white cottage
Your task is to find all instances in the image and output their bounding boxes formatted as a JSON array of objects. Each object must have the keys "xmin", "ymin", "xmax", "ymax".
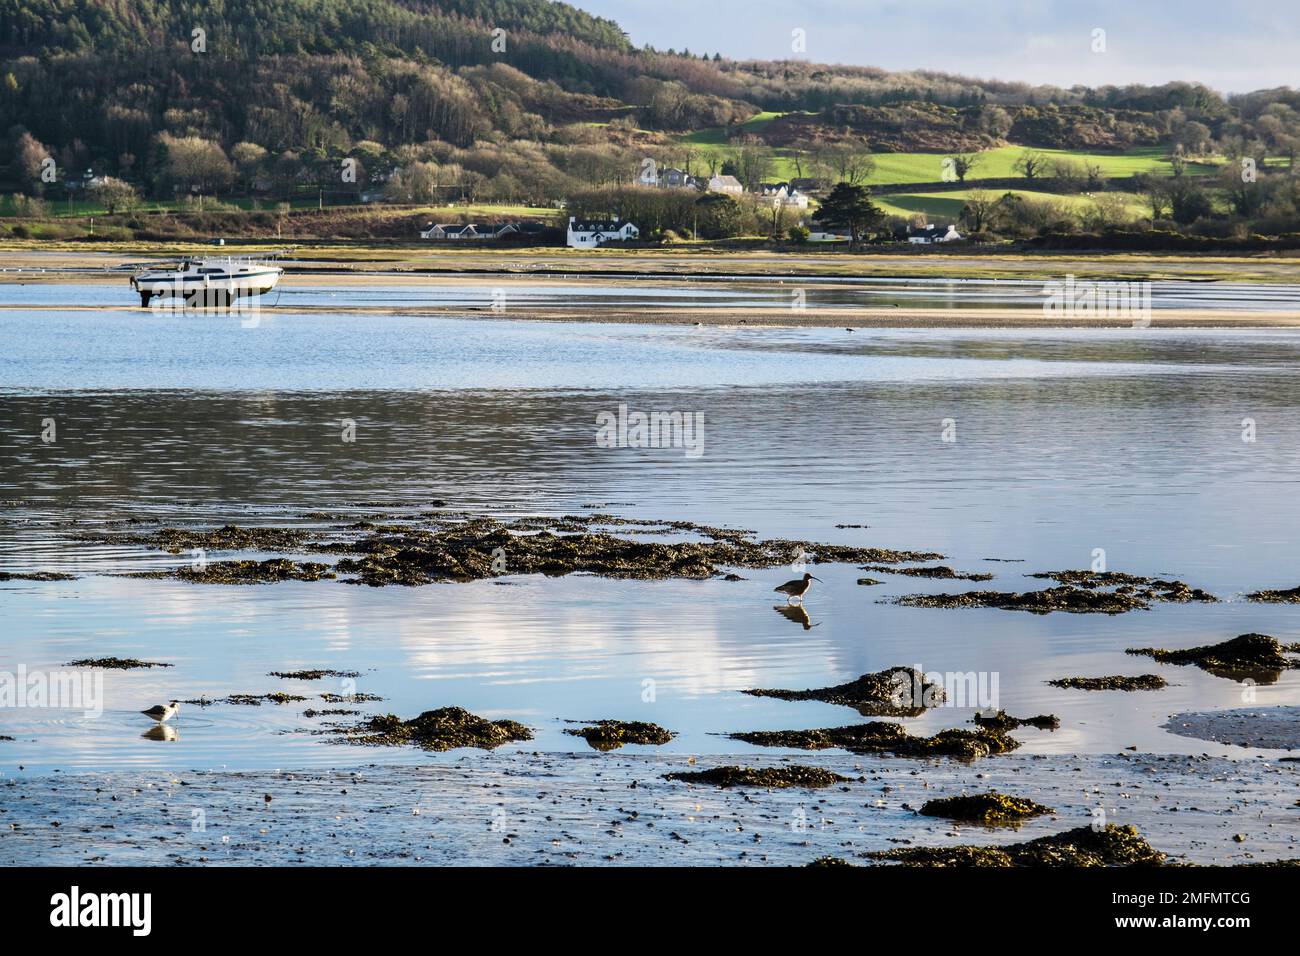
[
  {"xmin": 707, "ymin": 174, "xmax": 744, "ymax": 195},
  {"xmin": 566, "ymin": 217, "xmax": 639, "ymax": 248},
  {"xmin": 907, "ymin": 224, "xmax": 962, "ymax": 244}
]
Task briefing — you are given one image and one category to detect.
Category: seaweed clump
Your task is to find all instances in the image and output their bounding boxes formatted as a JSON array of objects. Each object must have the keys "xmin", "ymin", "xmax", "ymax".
[
  {"xmin": 1126, "ymin": 633, "xmax": 1299, "ymax": 683},
  {"xmin": 1029, "ymin": 570, "xmax": 1218, "ymax": 603},
  {"xmin": 0, "ymin": 571, "xmax": 76, "ymax": 581},
  {"xmin": 918, "ymin": 792, "xmax": 1054, "ymax": 824},
  {"xmin": 339, "ymin": 706, "xmax": 533, "ymax": 751},
  {"xmin": 743, "ymin": 666, "xmax": 944, "ymax": 717},
  {"xmin": 563, "ymin": 720, "xmax": 675, "ymax": 751},
  {"xmin": 104, "ymin": 524, "xmax": 311, "ymax": 554},
  {"xmin": 141, "ymin": 559, "xmax": 336, "ymax": 585},
  {"xmin": 972, "ymin": 710, "xmax": 1060, "ymax": 731},
  {"xmin": 1245, "ymin": 584, "xmax": 1300, "ymax": 604},
  {"xmin": 222, "ymin": 693, "xmax": 308, "ymax": 706},
  {"xmin": 729, "ymin": 722, "xmax": 1019, "ymax": 760},
  {"xmin": 332, "ymin": 517, "xmax": 943, "ymax": 586},
  {"xmin": 269, "ymin": 669, "xmax": 361, "ymax": 680},
  {"xmin": 1048, "ymin": 675, "xmax": 1167, "ymax": 691},
  {"xmin": 867, "ymin": 824, "xmax": 1166, "ymax": 868},
  {"xmin": 66, "ymin": 658, "xmax": 172, "ymax": 670},
  {"xmin": 895, "ymin": 571, "xmax": 1216, "ymax": 615},
  {"xmin": 860, "ymin": 564, "xmax": 992, "ymax": 581},
  {"xmin": 664, "ymin": 766, "xmax": 852, "ymax": 789}
]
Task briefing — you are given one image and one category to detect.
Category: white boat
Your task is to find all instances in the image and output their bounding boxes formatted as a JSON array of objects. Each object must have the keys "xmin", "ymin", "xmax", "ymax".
[{"xmin": 130, "ymin": 256, "xmax": 284, "ymax": 308}]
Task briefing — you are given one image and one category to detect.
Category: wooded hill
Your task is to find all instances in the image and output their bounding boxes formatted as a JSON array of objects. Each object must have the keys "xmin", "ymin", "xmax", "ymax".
[{"xmin": 1, "ymin": 0, "xmax": 1297, "ymax": 243}]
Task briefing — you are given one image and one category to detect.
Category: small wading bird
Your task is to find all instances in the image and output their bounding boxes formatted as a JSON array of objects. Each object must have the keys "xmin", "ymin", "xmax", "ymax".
[
  {"xmin": 774, "ymin": 572, "xmax": 821, "ymax": 604},
  {"xmin": 141, "ymin": 700, "xmax": 180, "ymax": 723}
]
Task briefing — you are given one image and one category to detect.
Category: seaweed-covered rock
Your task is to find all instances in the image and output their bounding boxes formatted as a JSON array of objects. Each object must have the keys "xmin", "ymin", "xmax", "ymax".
[
  {"xmin": 1048, "ymin": 675, "xmax": 1167, "ymax": 691},
  {"xmin": 143, "ymin": 559, "xmax": 336, "ymax": 585},
  {"xmin": 743, "ymin": 666, "xmax": 944, "ymax": 717},
  {"xmin": 860, "ymin": 564, "xmax": 993, "ymax": 581},
  {"xmin": 564, "ymin": 720, "xmax": 675, "ymax": 751},
  {"xmin": 807, "ymin": 856, "xmax": 856, "ymax": 867},
  {"xmin": 868, "ymin": 824, "xmax": 1166, "ymax": 867},
  {"xmin": 729, "ymin": 722, "xmax": 1019, "ymax": 760},
  {"xmin": 896, "ymin": 571, "xmax": 1216, "ymax": 615},
  {"xmin": 664, "ymin": 766, "xmax": 852, "ymax": 788},
  {"xmin": 222, "ymin": 693, "xmax": 308, "ymax": 706},
  {"xmin": 0, "ymin": 571, "xmax": 76, "ymax": 581},
  {"xmin": 918, "ymin": 792, "xmax": 1054, "ymax": 824},
  {"xmin": 66, "ymin": 658, "xmax": 172, "ymax": 670},
  {"xmin": 972, "ymin": 710, "xmax": 1059, "ymax": 731},
  {"xmin": 895, "ymin": 586, "xmax": 1149, "ymax": 614},
  {"xmin": 1245, "ymin": 584, "xmax": 1300, "ymax": 604},
  {"xmin": 339, "ymin": 706, "xmax": 533, "ymax": 751},
  {"xmin": 91, "ymin": 514, "xmax": 946, "ymax": 587},
  {"xmin": 269, "ymin": 669, "xmax": 361, "ymax": 680},
  {"xmin": 1029, "ymin": 570, "xmax": 1217, "ymax": 603},
  {"xmin": 104, "ymin": 524, "xmax": 311, "ymax": 554},
  {"xmin": 1126, "ymin": 633, "xmax": 1299, "ymax": 682},
  {"xmin": 335, "ymin": 518, "xmax": 943, "ymax": 586}
]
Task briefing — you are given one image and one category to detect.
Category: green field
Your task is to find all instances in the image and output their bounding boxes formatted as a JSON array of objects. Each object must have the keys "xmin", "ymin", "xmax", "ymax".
[
  {"xmin": 874, "ymin": 189, "xmax": 1149, "ymax": 224},
  {"xmin": 865, "ymin": 146, "xmax": 1218, "ymax": 185},
  {"xmin": 676, "ymin": 123, "xmax": 1220, "ymax": 186}
]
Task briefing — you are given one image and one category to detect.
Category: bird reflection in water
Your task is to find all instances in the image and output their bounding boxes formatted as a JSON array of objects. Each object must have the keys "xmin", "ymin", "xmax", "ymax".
[
  {"xmin": 142, "ymin": 724, "xmax": 179, "ymax": 742},
  {"xmin": 773, "ymin": 603, "xmax": 820, "ymax": 630}
]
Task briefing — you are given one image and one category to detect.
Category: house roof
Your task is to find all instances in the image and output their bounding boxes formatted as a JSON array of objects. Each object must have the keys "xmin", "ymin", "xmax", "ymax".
[
  {"xmin": 570, "ymin": 220, "xmax": 634, "ymax": 232},
  {"xmin": 424, "ymin": 222, "xmax": 521, "ymax": 235},
  {"xmin": 709, "ymin": 175, "xmax": 742, "ymax": 188}
]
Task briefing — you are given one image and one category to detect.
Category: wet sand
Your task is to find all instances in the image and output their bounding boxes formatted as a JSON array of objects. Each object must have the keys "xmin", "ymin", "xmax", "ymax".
[
  {"xmin": 3, "ymin": 276, "xmax": 1300, "ymax": 328},
  {"xmin": 5, "ymin": 245, "xmax": 1300, "ymax": 283},
  {"xmin": 2, "ymin": 752, "xmax": 1295, "ymax": 866},
  {"xmin": 4, "ymin": 302, "xmax": 1299, "ymax": 327}
]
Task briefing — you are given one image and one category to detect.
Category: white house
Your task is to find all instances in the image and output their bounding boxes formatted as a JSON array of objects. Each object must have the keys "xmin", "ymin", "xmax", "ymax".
[
  {"xmin": 757, "ymin": 182, "xmax": 809, "ymax": 209},
  {"xmin": 567, "ymin": 217, "xmax": 639, "ymax": 248},
  {"xmin": 907, "ymin": 224, "xmax": 962, "ymax": 244},
  {"xmin": 707, "ymin": 174, "xmax": 743, "ymax": 195}
]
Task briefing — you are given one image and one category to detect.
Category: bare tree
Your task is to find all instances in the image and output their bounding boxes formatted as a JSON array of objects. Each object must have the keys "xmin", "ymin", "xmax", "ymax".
[{"xmin": 1012, "ymin": 150, "xmax": 1049, "ymax": 181}]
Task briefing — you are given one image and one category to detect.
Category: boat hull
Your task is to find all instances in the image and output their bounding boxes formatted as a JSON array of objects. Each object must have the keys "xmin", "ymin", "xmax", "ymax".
[{"xmin": 131, "ymin": 268, "xmax": 282, "ymax": 308}]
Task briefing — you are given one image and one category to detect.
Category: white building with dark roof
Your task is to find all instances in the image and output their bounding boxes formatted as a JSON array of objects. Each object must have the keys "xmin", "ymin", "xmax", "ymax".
[
  {"xmin": 566, "ymin": 217, "xmax": 639, "ymax": 248},
  {"xmin": 419, "ymin": 222, "xmax": 520, "ymax": 240},
  {"xmin": 907, "ymin": 223, "xmax": 962, "ymax": 244}
]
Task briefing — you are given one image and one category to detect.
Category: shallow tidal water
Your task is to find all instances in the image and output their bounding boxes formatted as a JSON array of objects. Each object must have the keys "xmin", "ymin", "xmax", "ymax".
[{"xmin": 2, "ymin": 280, "xmax": 1299, "ymax": 773}]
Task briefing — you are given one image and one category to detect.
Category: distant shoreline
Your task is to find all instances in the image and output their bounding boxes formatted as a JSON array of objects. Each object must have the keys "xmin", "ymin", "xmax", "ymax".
[{"xmin": 4, "ymin": 300, "xmax": 1299, "ymax": 329}]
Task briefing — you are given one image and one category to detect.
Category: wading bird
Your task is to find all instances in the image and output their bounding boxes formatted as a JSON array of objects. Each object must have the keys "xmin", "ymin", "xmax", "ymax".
[
  {"xmin": 141, "ymin": 700, "xmax": 180, "ymax": 723},
  {"xmin": 774, "ymin": 572, "xmax": 821, "ymax": 604}
]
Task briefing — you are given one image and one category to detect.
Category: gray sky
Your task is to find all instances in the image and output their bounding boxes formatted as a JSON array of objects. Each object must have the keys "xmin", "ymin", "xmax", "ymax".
[{"xmin": 573, "ymin": 0, "xmax": 1297, "ymax": 93}]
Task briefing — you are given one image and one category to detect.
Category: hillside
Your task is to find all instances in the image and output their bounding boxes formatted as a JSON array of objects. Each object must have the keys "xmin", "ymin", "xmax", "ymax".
[{"xmin": 0, "ymin": 0, "xmax": 1297, "ymax": 245}]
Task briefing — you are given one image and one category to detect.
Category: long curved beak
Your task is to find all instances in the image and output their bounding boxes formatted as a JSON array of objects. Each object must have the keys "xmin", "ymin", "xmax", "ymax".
[{"xmin": 811, "ymin": 576, "xmax": 823, "ymax": 582}]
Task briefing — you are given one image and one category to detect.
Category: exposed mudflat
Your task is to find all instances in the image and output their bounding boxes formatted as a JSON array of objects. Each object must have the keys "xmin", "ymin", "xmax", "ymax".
[
  {"xmin": 1163, "ymin": 706, "xmax": 1300, "ymax": 750},
  {"xmin": 1, "ymin": 752, "xmax": 1295, "ymax": 866}
]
